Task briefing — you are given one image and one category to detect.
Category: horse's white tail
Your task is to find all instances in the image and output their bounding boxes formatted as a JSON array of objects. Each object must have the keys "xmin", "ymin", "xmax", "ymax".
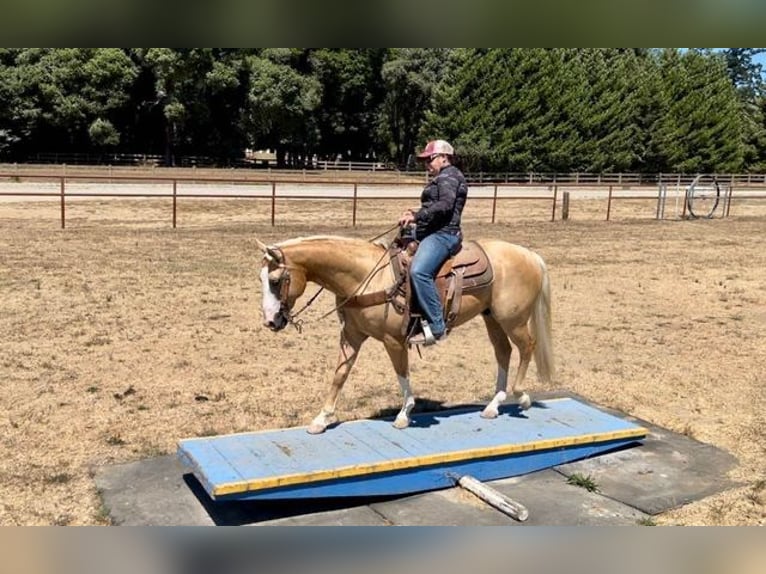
[{"xmin": 530, "ymin": 253, "xmax": 554, "ymax": 383}]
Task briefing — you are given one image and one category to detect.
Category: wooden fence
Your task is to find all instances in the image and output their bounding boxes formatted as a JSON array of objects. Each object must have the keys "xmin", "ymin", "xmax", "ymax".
[{"xmin": 1, "ymin": 168, "xmax": 765, "ymax": 229}]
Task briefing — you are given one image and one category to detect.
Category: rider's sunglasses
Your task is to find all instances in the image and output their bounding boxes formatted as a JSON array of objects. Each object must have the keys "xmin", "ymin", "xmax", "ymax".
[{"xmin": 428, "ymin": 154, "xmax": 442, "ymax": 162}]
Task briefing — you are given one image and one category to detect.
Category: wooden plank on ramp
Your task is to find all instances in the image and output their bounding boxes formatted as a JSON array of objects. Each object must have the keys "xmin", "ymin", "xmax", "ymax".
[{"xmin": 177, "ymin": 397, "xmax": 646, "ymax": 501}]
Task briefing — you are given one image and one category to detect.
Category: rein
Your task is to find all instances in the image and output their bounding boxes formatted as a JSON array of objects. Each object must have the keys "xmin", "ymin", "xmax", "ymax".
[
  {"xmin": 279, "ymin": 224, "xmax": 401, "ymax": 332},
  {"xmin": 285, "ymin": 285, "xmax": 324, "ymax": 333},
  {"xmin": 310, "ymin": 245, "xmax": 394, "ymax": 323}
]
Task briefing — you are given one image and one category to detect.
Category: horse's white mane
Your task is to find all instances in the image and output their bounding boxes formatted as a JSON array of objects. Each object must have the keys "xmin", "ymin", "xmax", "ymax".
[{"xmin": 276, "ymin": 235, "xmax": 367, "ymax": 247}]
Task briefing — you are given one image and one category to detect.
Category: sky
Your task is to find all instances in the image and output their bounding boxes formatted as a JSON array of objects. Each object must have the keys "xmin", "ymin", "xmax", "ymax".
[{"xmin": 754, "ymin": 51, "xmax": 766, "ymax": 72}]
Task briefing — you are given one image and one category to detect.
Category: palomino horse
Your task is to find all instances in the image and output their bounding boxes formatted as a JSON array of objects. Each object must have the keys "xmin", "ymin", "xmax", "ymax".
[{"xmin": 256, "ymin": 235, "xmax": 553, "ymax": 434}]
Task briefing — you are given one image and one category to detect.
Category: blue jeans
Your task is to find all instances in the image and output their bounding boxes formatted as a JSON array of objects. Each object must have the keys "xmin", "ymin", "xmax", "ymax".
[{"xmin": 410, "ymin": 231, "xmax": 462, "ymax": 336}]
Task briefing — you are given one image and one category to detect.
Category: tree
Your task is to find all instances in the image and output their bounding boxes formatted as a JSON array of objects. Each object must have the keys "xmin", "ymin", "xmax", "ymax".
[
  {"xmin": 1, "ymin": 48, "xmax": 763, "ymax": 172},
  {"xmin": 88, "ymin": 118, "xmax": 119, "ymax": 147},
  {"xmin": 2, "ymin": 49, "xmax": 137, "ymax": 156},
  {"xmin": 724, "ymin": 48, "xmax": 766, "ymax": 171},
  {"xmin": 426, "ymin": 49, "xmax": 586, "ymax": 172},
  {"xmin": 309, "ymin": 49, "xmax": 386, "ymax": 162},
  {"xmin": 243, "ymin": 49, "xmax": 321, "ymax": 168},
  {"xmin": 577, "ymin": 49, "xmax": 649, "ymax": 172},
  {"xmin": 724, "ymin": 48, "xmax": 765, "ymax": 101},
  {"xmin": 424, "ymin": 49, "xmax": 530, "ymax": 171},
  {"xmin": 652, "ymin": 49, "xmax": 744, "ymax": 172},
  {"xmin": 378, "ymin": 49, "xmax": 453, "ymax": 166},
  {"xmin": 128, "ymin": 49, "xmax": 252, "ymax": 163},
  {"xmin": 0, "ymin": 49, "xmax": 28, "ymax": 157},
  {"xmin": 132, "ymin": 49, "xmax": 207, "ymax": 165}
]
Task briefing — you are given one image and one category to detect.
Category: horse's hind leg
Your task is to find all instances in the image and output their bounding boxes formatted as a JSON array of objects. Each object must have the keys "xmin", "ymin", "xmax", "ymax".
[
  {"xmin": 505, "ymin": 322, "xmax": 534, "ymax": 410},
  {"xmin": 308, "ymin": 328, "xmax": 367, "ymax": 434},
  {"xmin": 481, "ymin": 314, "xmax": 513, "ymax": 419}
]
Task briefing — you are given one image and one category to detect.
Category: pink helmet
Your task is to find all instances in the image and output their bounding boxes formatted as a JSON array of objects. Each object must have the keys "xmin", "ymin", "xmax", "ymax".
[{"xmin": 417, "ymin": 139, "xmax": 454, "ymax": 158}]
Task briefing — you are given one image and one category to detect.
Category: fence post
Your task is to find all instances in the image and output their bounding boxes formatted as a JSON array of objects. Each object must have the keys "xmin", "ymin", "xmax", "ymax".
[
  {"xmin": 562, "ymin": 191, "xmax": 570, "ymax": 220},
  {"xmin": 271, "ymin": 181, "xmax": 276, "ymax": 226},
  {"xmin": 60, "ymin": 176, "xmax": 66, "ymax": 229},
  {"xmin": 491, "ymin": 184, "xmax": 498, "ymax": 223},
  {"xmin": 606, "ymin": 185, "xmax": 613, "ymax": 221},
  {"xmin": 551, "ymin": 185, "xmax": 558, "ymax": 222},
  {"xmin": 723, "ymin": 185, "xmax": 734, "ymax": 217},
  {"xmin": 655, "ymin": 183, "xmax": 666, "ymax": 220},
  {"xmin": 172, "ymin": 180, "xmax": 177, "ymax": 228},
  {"xmin": 352, "ymin": 182, "xmax": 358, "ymax": 226}
]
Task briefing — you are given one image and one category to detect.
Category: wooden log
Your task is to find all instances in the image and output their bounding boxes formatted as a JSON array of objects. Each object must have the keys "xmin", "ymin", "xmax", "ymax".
[{"xmin": 458, "ymin": 474, "xmax": 529, "ymax": 522}]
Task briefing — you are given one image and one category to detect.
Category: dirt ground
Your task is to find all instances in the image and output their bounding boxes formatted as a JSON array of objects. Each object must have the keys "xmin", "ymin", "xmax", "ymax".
[{"xmin": 1, "ymin": 193, "xmax": 765, "ymax": 526}]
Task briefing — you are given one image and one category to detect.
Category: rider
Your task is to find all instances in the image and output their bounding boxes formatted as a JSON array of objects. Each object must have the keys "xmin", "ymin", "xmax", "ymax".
[{"xmin": 398, "ymin": 139, "xmax": 468, "ymax": 345}]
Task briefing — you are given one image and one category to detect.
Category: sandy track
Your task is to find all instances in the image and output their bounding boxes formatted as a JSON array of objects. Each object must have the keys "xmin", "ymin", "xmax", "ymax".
[{"xmin": 0, "ymin": 197, "xmax": 764, "ymax": 525}]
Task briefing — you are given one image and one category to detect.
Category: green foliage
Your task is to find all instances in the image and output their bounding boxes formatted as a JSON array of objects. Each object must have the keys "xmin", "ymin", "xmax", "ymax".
[
  {"xmin": 725, "ymin": 48, "xmax": 765, "ymax": 102},
  {"xmin": 724, "ymin": 48, "xmax": 766, "ymax": 171},
  {"xmin": 244, "ymin": 51, "xmax": 321, "ymax": 166},
  {"xmin": 310, "ymin": 49, "xmax": 386, "ymax": 161},
  {"xmin": 380, "ymin": 48, "xmax": 455, "ymax": 166},
  {"xmin": 88, "ymin": 118, "xmax": 119, "ymax": 147},
  {"xmin": 652, "ymin": 49, "xmax": 745, "ymax": 172},
  {"xmin": 0, "ymin": 48, "xmax": 763, "ymax": 173},
  {"xmin": 577, "ymin": 49, "xmax": 647, "ymax": 172},
  {"xmin": 1, "ymin": 48, "xmax": 137, "ymax": 154},
  {"xmin": 567, "ymin": 473, "xmax": 599, "ymax": 492},
  {"xmin": 428, "ymin": 48, "xmax": 757, "ymax": 173}
]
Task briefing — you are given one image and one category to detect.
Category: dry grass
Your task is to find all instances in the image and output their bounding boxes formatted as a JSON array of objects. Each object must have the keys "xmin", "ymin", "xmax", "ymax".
[{"xmin": 1, "ymin": 194, "xmax": 765, "ymax": 525}]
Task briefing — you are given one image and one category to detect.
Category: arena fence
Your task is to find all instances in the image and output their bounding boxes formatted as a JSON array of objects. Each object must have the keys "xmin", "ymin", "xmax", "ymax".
[{"xmin": 1, "ymin": 169, "xmax": 764, "ymax": 229}]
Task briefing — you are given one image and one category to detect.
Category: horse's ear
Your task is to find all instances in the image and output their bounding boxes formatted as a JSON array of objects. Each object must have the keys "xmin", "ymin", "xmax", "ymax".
[
  {"xmin": 266, "ymin": 247, "xmax": 283, "ymax": 263},
  {"xmin": 254, "ymin": 237, "xmax": 269, "ymax": 252},
  {"xmin": 255, "ymin": 238, "xmax": 279, "ymax": 263}
]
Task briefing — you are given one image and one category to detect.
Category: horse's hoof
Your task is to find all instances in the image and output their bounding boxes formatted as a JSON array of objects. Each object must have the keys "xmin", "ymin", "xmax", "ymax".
[
  {"xmin": 481, "ymin": 407, "xmax": 499, "ymax": 419},
  {"xmin": 518, "ymin": 393, "xmax": 531, "ymax": 410},
  {"xmin": 393, "ymin": 416, "xmax": 410, "ymax": 429},
  {"xmin": 307, "ymin": 423, "xmax": 326, "ymax": 434}
]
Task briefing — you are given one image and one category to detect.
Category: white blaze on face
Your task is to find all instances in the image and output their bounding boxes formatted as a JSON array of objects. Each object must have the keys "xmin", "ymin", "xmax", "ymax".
[{"xmin": 260, "ymin": 265, "xmax": 281, "ymax": 322}]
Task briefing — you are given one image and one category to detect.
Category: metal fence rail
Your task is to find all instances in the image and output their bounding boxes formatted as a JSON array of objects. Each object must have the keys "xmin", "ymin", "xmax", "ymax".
[
  {"xmin": 5, "ymin": 163, "xmax": 766, "ymax": 185},
  {"xmin": 1, "ymin": 169, "xmax": 765, "ymax": 229}
]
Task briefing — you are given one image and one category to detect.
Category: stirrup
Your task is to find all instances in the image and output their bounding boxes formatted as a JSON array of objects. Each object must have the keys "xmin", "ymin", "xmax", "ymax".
[{"xmin": 407, "ymin": 320, "xmax": 444, "ymax": 347}]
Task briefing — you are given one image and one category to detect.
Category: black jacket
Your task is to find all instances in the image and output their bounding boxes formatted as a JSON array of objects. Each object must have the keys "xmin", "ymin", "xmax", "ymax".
[{"xmin": 413, "ymin": 165, "xmax": 468, "ymax": 240}]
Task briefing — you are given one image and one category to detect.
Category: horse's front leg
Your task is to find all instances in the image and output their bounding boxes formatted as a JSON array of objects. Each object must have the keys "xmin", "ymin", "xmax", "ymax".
[
  {"xmin": 308, "ymin": 329, "xmax": 366, "ymax": 434},
  {"xmin": 384, "ymin": 341, "xmax": 414, "ymax": 429}
]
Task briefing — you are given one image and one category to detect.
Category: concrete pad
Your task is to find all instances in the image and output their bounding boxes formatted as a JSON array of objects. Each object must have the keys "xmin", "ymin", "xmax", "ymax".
[
  {"xmin": 254, "ymin": 506, "xmax": 388, "ymax": 526},
  {"xmin": 95, "ymin": 456, "xmax": 214, "ymax": 525},
  {"xmin": 94, "ymin": 395, "xmax": 739, "ymax": 526},
  {"xmin": 369, "ymin": 489, "xmax": 515, "ymax": 526},
  {"xmin": 96, "ymin": 455, "xmax": 399, "ymax": 525},
  {"xmin": 490, "ymin": 469, "xmax": 650, "ymax": 525},
  {"xmin": 554, "ymin": 423, "xmax": 739, "ymax": 515}
]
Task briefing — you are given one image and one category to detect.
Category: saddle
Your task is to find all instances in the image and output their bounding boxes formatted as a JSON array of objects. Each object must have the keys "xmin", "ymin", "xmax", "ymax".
[{"xmin": 345, "ymin": 239, "xmax": 494, "ymax": 337}]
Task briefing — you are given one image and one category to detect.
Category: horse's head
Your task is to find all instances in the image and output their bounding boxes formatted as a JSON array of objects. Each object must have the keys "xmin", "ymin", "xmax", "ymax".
[{"xmin": 256, "ymin": 239, "xmax": 307, "ymax": 332}]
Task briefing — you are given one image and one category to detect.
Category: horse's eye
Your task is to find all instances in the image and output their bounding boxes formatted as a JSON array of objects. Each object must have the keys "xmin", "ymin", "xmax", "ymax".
[{"xmin": 267, "ymin": 271, "xmax": 281, "ymax": 286}]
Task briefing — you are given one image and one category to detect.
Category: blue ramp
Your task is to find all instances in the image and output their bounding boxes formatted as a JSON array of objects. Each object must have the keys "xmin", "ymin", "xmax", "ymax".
[{"xmin": 177, "ymin": 397, "xmax": 646, "ymax": 502}]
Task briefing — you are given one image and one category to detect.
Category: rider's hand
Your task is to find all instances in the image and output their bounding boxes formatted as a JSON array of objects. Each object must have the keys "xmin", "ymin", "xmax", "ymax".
[{"xmin": 398, "ymin": 210, "xmax": 416, "ymax": 226}]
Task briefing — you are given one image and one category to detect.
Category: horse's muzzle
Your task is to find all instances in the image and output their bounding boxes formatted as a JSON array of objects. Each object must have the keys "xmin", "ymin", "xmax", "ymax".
[{"xmin": 264, "ymin": 312, "xmax": 288, "ymax": 332}]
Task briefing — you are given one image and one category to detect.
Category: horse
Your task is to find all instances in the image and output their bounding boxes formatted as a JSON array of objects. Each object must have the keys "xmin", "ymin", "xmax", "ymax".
[{"xmin": 255, "ymin": 234, "xmax": 554, "ymax": 434}]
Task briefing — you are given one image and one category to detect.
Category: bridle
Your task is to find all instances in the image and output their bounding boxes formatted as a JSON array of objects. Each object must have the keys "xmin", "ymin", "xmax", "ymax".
[
  {"xmin": 263, "ymin": 246, "xmax": 305, "ymax": 332},
  {"xmin": 262, "ymin": 225, "xmax": 400, "ymax": 333}
]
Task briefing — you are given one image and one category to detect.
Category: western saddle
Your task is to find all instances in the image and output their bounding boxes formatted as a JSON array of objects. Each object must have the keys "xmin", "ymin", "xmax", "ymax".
[{"xmin": 345, "ymin": 239, "xmax": 494, "ymax": 339}]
